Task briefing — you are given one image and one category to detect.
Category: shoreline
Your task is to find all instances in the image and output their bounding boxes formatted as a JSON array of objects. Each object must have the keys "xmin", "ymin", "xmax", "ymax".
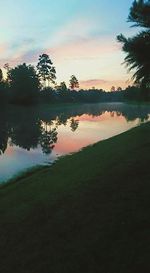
[
  {"xmin": 0, "ymin": 120, "xmax": 141, "ymax": 188},
  {"xmin": 0, "ymin": 122, "xmax": 150, "ymax": 272}
]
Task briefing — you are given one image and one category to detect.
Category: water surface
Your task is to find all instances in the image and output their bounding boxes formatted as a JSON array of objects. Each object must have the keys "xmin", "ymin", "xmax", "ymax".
[{"xmin": 0, "ymin": 102, "xmax": 150, "ymax": 183}]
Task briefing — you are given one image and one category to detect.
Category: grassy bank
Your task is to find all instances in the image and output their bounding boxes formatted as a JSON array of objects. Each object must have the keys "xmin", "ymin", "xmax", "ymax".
[{"xmin": 0, "ymin": 122, "xmax": 150, "ymax": 273}]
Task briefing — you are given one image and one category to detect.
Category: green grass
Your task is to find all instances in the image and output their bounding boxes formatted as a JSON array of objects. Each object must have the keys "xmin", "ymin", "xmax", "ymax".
[{"xmin": 0, "ymin": 122, "xmax": 150, "ymax": 273}]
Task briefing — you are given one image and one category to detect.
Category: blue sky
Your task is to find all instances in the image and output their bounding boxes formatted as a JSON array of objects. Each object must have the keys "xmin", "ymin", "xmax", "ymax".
[{"xmin": 0, "ymin": 0, "xmax": 136, "ymax": 90}]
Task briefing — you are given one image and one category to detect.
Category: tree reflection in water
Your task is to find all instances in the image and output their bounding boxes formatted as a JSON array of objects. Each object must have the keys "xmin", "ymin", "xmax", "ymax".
[
  {"xmin": 0, "ymin": 103, "xmax": 150, "ymax": 156},
  {"xmin": 40, "ymin": 121, "xmax": 58, "ymax": 154},
  {"xmin": 0, "ymin": 112, "xmax": 9, "ymax": 155},
  {"xmin": 70, "ymin": 118, "xmax": 79, "ymax": 132},
  {"xmin": 0, "ymin": 127, "xmax": 8, "ymax": 155}
]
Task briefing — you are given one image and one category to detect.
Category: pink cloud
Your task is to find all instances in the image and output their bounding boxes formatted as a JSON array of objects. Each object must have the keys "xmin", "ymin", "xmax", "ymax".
[
  {"xmin": 80, "ymin": 78, "xmax": 130, "ymax": 90},
  {"xmin": 0, "ymin": 35, "xmax": 120, "ymax": 70},
  {"xmin": 0, "ymin": 48, "xmax": 42, "ymax": 67},
  {"xmin": 0, "ymin": 18, "xmax": 130, "ymax": 89},
  {"xmin": 80, "ymin": 79, "xmax": 108, "ymax": 87},
  {"xmin": 47, "ymin": 37, "xmax": 120, "ymax": 63}
]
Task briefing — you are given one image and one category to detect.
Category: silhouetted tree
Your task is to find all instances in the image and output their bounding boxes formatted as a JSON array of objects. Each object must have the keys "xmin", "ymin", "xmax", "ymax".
[
  {"xmin": 37, "ymin": 54, "xmax": 56, "ymax": 87},
  {"xmin": 0, "ymin": 69, "xmax": 3, "ymax": 83},
  {"xmin": 59, "ymin": 81, "xmax": 68, "ymax": 91},
  {"xmin": 111, "ymin": 86, "xmax": 116, "ymax": 92},
  {"xmin": 117, "ymin": 87, "xmax": 122, "ymax": 91},
  {"xmin": 8, "ymin": 63, "xmax": 40, "ymax": 104},
  {"xmin": 39, "ymin": 87, "xmax": 57, "ymax": 103},
  {"xmin": 128, "ymin": 0, "xmax": 150, "ymax": 28},
  {"xmin": 117, "ymin": 0, "xmax": 150, "ymax": 92},
  {"xmin": 56, "ymin": 81, "xmax": 70, "ymax": 101},
  {"xmin": 69, "ymin": 75, "xmax": 79, "ymax": 90},
  {"xmin": 124, "ymin": 85, "xmax": 141, "ymax": 101}
]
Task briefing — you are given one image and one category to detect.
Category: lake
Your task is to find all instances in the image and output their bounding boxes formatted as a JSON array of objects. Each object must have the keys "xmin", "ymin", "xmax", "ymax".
[{"xmin": 0, "ymin": 102, "xmax": 150, "ymax": 183}]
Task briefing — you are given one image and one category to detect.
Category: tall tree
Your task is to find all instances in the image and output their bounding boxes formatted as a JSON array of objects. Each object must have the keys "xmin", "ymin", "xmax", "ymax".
[
  {"xmin": 117, "ymin": 0, "xmax": 150, "ymax": 89},
  {"xmin": 69, "ymin": 75, "xmax": 79, "ymax": 90},
  {"xmin": 37, "ymin": 54, "xmax": 56, "ymax": 87},
  {"xmin": 8, "ymin": 63, "xmax": 40, "ymax": 104}
]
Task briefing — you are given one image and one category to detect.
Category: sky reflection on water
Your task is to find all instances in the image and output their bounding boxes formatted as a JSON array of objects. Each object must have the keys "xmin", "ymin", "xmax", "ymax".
[{"xmin": 0, "ymin": 103, "xmax": 150, "ymax": 183}]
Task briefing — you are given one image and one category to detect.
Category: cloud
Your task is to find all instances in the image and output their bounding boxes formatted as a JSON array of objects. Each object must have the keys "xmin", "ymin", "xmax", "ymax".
[
  {"xmin": 0, "ymin": 16, "xmax": 129, "ymax": 87},
  {"xmin": 0, "ymin": 33, "xmax": 119, "ymax": 68},
  {"xmin": 45, "ymin": 17, "xmax": 96, "ymax": 47},
  {"xmin": 80, "ymin": 79, "xmax": 108, "ymax": 87},
  {"xmin": 13, "ymin": 48, "xmax": 42, "ymax": 64},
  {"xmin": 46, "ymin": 36, "xmax": 120, "ymax": 64},
  {"xmin": 80, "ymin": 78, "xmax": 129, "ymax": 90},
  {"xmin": 0, "ymin": 46, "xmax": 42, "ymax": 67},
  {"xmin": 43, "ymin": 16, "xmax": 120, "ymax": 64},
  {"xmin": 0, "ymin": 15, "xmax": 120, "ymax": 65}
]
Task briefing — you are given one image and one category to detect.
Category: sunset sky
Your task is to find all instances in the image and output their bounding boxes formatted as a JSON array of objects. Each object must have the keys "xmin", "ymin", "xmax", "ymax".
[{"xmin": 0, "ymin": 0, "xmax": 136, "ymax": 90}]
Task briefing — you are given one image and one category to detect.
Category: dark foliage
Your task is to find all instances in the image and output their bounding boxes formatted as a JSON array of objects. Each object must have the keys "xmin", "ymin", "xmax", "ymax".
[
  {"xmin": 7, "ymin": 63, "xmax": 40, "ymax": 105},
  {"xmin": 69, "ymin": 75, "xmax": 79, "ymax": 90},
  {"xmin": 128, "ymin": 0, "xmax": 150, "ymax": 28},
  {"xmin": 117, "ymin": 0, "xmax": 150, "ymax": 92},
  {"xmin": 37, "ymin": 54, "xmax": 56, "ymax": 87}
]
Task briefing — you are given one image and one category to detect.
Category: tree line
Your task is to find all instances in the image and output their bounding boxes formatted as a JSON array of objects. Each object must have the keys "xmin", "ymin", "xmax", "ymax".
[
  {"xmin": 0, "ymin": 54, "xmax": 81, "ymax": 105},
  {"xmin": 0, "ymin": 0, "xmax": 149, "ymax": 105},
  {"xmin": 0, "ymin": 54, "xmax": 146, "ymax": 105},
  {"xmin": 0, "ymin": 53, "xmax": 128, "ymax": 105}
]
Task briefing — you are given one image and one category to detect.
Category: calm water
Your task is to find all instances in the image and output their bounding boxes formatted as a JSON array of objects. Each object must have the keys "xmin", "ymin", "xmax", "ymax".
[{"xmin": 0, "ymin": 102, "xmax": 150, "ymax": 183}]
